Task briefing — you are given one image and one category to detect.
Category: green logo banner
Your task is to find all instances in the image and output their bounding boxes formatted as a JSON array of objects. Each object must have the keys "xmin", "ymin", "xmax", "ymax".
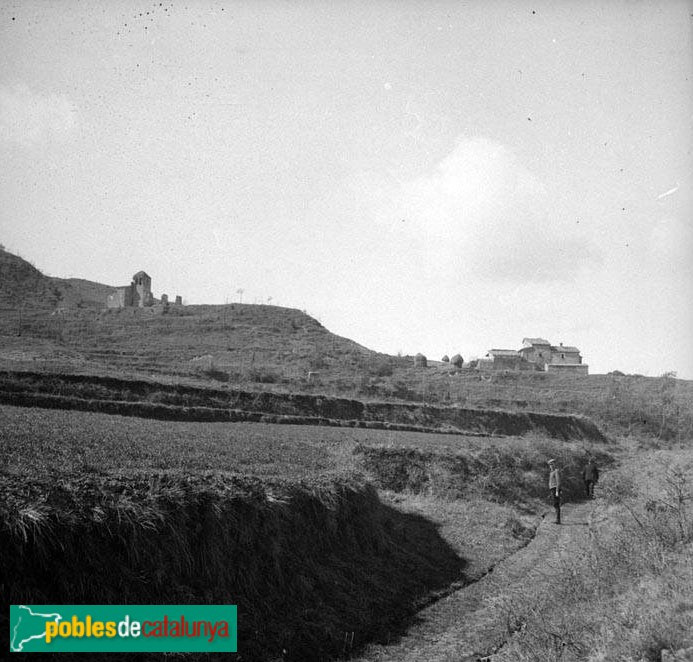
[{"xmin": 9, "ymin": 605, "xmax": 237, "ymax": 653}]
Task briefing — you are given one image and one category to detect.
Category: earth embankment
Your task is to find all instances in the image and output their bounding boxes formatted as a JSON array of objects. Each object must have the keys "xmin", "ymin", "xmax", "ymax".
[
  {"xmin": 1, "ymin": 472, "xmax": 465, "ymax": 661},
  {"xmin": 0, "ymin": 370, "xmax": 606, "ymax": 441}
]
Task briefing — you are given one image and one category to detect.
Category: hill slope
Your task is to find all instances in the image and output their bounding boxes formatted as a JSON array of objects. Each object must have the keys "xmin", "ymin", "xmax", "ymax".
[
  {"xmin": 0, "ymin": 248, "xmax": 113, "ymax": 317},
  {"xmin": 0, "ymin": 248, "xmax": 63, "ymax": 313},
  {"xmin": 0, "ymin": 248, "xmax": 386, "ymax": 379},
  {"xmin": 50, "ymin": 277, "xmax": 120, "ymax": 309},
  {"xmin": 1, "ymin": 248, "xmax": 691, "ymax": 441}
]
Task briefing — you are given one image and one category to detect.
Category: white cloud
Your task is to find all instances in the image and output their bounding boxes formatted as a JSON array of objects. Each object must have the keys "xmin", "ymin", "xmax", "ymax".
[
  {"xmin": 373, "ymin": 136, "xmax": 598, "ymax": 283},
  {"xmin": 0, "ymin": 84, "xmax": 77, "ymax": 145}
]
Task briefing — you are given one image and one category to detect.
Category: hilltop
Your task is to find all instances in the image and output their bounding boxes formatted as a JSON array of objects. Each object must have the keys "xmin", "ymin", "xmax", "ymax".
[
  {"xmin": 50, "ymin": 277, "xmax": 119, "ymax": 309},
  {"xmin": 0, "ymin": 248, "xmax": 63, "ymax": 312},
  {"xmin": 0, "ymin": 248, "xmax": 399, "ymax": 388},
  {"xmin": 0, "ymin": 249, "xmax": 117, "ymax": 318}
]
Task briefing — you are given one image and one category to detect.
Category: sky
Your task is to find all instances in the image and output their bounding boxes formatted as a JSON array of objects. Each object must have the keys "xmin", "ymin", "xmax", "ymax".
[{"xmin": 1, "ymin": 0, "xmax": 691, "ymax": 378}]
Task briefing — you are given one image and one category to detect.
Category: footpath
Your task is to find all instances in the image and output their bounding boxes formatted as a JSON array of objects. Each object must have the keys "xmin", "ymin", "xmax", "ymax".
[{"xmin": 354, "ymin": 501, "xmax": 596, "ymax": 662}]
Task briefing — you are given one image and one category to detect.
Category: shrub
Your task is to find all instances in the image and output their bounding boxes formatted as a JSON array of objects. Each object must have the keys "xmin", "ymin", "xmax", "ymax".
[
  {"xmin": 247, "ymin": 367, "xmax": 280, "ymax": 384},
  {"xmin": 202, "ymin": 368, "xmax": 230, "ymax": 382},
  {"xmin": 369, "ymin": 359, "xmax": 394, "ymax": 377},
  {"xmin": 308, "ymin": 353, "xmax": 328, "ymax": 370},
  {"xmin": 386, "ymin": 379, "xmax": 419, "ymax": 402}
]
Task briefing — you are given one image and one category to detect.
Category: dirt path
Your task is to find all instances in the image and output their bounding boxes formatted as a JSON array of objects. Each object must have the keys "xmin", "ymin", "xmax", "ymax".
[{"xmin": 354, "ymin": 501, "xmax": 597, "ymax": 662}]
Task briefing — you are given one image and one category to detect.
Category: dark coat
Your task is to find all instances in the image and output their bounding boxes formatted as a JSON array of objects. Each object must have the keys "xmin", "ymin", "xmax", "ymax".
[{"xmin": 582, "ymin": 462, "xmax": 599, "ymax": 482}]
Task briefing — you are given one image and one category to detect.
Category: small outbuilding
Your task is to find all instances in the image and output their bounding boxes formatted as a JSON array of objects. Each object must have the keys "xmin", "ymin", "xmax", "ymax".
[{"xmin": 480, "ymin": 349, "xmax": 522, "ymax": 371}]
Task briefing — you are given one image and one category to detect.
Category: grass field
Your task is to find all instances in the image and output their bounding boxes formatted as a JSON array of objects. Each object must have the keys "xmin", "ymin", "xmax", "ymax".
[
  {"xmin": 0, "ymin": 404, "xmax": 610, "ymax": 492},
  {"xmin": 0, "ymin": 402, "xmax": 612, "ymax": 581},
  {"xmin": 1, "ymin": 404, "xmax": 354, "ymax": 478},
  {"xmin": 0, "ymin": 404, "xmax": 517, "ymax": 479}
]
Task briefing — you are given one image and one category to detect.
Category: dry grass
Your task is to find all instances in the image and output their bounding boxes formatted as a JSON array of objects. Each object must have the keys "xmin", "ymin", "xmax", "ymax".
[
  {"xmin": 490, "ymin": 448, "xmax": 693, "ymax": 662},
  {"xmin": 385, "ymin": 493, "xmax": 539, "ymax": 580},
  {"xmin": 355, "ymin": 434, "xmax": 614, "ymax": 506},
  {"xmin": 0, "ymin": 403, "xmax": 512, "ymax": 479},
  {"xmin": 0, "ymin": 471, "xmax": 469, "ymax": 661}
]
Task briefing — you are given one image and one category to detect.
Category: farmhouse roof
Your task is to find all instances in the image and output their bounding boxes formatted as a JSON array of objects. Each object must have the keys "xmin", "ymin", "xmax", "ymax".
[
  {"xmin": 551, "ymin": 345, "xmax": 580, "ymax": 353},
  {"xmin": 523, "ymin": 337, "xmax": 551, "ymax": 346},
  {"xmin": 488, "ymin": 349, "xmax": 519, "ymax": 357},
  {"xmin": 132, "ymin": 270, "xmax": 150, "ymax": 279}
]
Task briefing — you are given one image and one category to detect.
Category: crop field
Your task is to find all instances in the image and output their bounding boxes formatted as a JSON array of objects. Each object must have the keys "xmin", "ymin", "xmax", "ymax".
[
  {"xmin": 1, "ymin": 404, "xmax": 349, "ymax": 479},
  {"xmin": 0, "ymin": 404, "xmax": 496, "ymax": 479},
  {"xmin": 0, "ymin": 404, "xmax": 608, "ymax": 485}
]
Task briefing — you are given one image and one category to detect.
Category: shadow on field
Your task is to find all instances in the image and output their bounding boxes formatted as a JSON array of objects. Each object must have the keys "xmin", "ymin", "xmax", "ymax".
[{"xmin": 1, "ymin": 471, "xmax": 467, "ymax": 662}]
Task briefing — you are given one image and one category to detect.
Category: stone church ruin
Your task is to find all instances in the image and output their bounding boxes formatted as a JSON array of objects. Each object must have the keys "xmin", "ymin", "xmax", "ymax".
[{"xmin": 106, "ymin": 271, "xmax": 182, "ymax": 309}]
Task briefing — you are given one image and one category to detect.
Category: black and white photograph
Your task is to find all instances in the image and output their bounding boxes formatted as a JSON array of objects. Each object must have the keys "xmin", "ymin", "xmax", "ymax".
[{"xmin": 1, "ymin": 0, "xmax": 692, "ymax": 660}]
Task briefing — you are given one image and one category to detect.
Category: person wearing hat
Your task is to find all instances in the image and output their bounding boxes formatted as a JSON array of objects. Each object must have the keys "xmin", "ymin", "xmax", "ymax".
[{"xmin": 548, "ymin": 459, "xmax": 561, "ymax": 524}]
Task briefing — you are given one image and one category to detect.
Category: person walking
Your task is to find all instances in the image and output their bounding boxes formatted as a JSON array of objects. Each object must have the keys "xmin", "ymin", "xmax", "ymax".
[
  {"xmin": 548, "ymin": 459, "xmax": 561, "ymax": 524},
  {"xmin": 582, "ymin": 457, "xmax": 599, "ymax": 499}
]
